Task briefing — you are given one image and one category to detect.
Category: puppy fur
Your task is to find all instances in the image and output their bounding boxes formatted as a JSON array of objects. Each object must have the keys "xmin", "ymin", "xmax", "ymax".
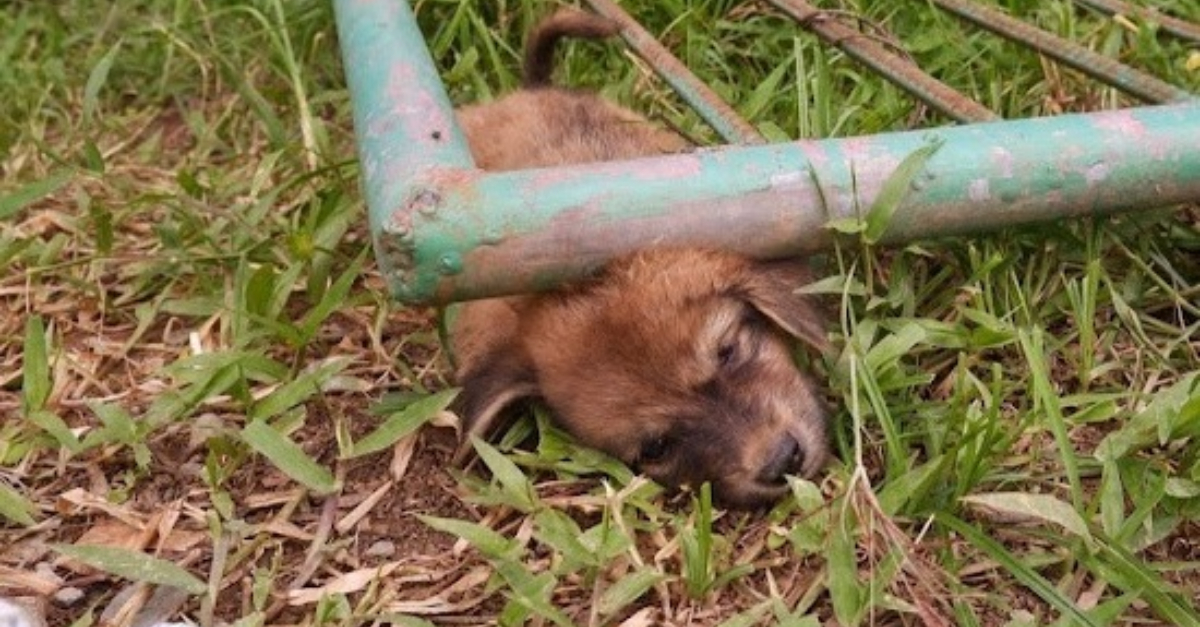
[
  {"xmin": 451, "ymin": 9, "xmax": 831, "ymax": 508},
  {"xmin": 455, "ymin": 10, "xmax": 688, "ymax": 169}
]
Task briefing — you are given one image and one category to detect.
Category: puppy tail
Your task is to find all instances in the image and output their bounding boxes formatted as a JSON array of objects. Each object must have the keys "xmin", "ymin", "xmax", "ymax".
[{"xmin": 523, "ymin": 9, "xmax": 621, "ymax": 88}]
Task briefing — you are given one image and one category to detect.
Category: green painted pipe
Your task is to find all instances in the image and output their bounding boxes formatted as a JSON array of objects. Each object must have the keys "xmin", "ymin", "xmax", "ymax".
[
  {"xmin": 396, "ymin": 104, "xmax": 1200, "ymax": 303},
  {"xmin": 333, "ymin": 0, "xmax": 475, "ymax": 279},
  {"xmin": 335, "ymin": 1, "xmax": 1200, "ymax": 305}
]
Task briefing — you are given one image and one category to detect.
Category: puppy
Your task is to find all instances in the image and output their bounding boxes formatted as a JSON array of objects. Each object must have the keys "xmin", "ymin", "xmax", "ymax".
[
  {"xmin": 450, "ymin": 9, "xmax": 831, "ymax": 509},
  {"xmin": 455, "ymin": 9, "xmax": 689, "ymax": 169}
]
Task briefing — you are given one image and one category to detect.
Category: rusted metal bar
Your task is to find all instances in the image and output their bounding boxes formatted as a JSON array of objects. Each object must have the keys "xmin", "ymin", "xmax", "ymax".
[
  {"xmin": 930, "ymin": 0, "xmax": 1195, "ymax": 103},
  {"xmin": 582, "ymin": 0, "xmax": 765, "ymax": 144},
  {"xmin": 388, "ymin": 104, "xmax": 1200, "ymax": 303},
  {"xmin": 1073, "ymin": 0, "xmax": 1200, "ymax": 44},
  {"xmin": 764, "ymin": 0, "xmax": 1000, "ymax": 123}
]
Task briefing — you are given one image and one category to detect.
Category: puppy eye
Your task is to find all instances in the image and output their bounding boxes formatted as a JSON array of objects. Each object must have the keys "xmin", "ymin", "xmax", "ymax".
[
  {"xmin": 639, "ymin": 436, "xmax": 672, "ymax": 463},
  {"xmin": 716, "ymin": 341, "xmax": 738, "ymax": 368}
]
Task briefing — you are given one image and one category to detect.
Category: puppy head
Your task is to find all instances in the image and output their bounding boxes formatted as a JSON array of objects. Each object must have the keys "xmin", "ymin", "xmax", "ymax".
[{"xmin": 453, "ymin": 248, "xmax": 831, "ymax": 509}]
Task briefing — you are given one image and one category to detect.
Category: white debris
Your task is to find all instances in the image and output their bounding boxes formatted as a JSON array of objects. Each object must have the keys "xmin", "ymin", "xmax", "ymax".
[
  {"xmin": 51, "ymin": 587, "xmax": 85, "ymax": 606},
  {"xmin": 365, "ymin": 540, "xmax": 396, "ymax": 557},
  {"xmin": 0, "ymin": 598, "xmax": 43, "ymax": 627}
]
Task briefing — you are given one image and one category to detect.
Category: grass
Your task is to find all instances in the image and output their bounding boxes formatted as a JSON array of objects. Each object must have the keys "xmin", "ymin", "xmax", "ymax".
[{"xmin": 1, "ymin": 0, "xmax": 1198, "ymax": 625}]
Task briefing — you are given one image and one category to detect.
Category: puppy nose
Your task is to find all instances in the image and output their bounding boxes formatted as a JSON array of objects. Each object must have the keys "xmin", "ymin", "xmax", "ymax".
[{"xmin": 759, "ymin": 438, "xmax": 803, "ymax": 484}]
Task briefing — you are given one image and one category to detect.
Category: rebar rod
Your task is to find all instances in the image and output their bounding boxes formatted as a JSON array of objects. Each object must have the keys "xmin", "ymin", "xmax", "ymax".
[
  {"xmin": 583, "ymin": 0, "xmax": 765, "ymax": 145},
  {"xmin": 765, "ymin": 0, "xmax": 1000, "ymax": 123},
  {"xmin": 931, "ymin": 0, "xmax": 1194, "ymax": 103},
  {"xmin": 1072, "ymin": 0, "xmax": 1200, "ymax": 44}
]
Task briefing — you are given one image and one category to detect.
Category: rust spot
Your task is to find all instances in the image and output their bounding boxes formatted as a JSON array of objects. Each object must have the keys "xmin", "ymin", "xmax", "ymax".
[
  {"xmin": 407, "ymin": 189, "xmax": 442, "ymax": 216},
  {"xmin": 389, "ymin": 212, "xmax": 413, "ymax": 238}
]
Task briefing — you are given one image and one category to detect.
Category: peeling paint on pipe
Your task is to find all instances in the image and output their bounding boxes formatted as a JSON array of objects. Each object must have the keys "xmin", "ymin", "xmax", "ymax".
[
  {"xmin": 398, "ymin": 104, "xmax": 1200, "ymax": 303},
  {"xmin": 333, "ymin": 0, "xmax": 476, "ymax": 280},
  {"xmin": 334, "ymin": 1, "xmax": 1200, "ymax": 305}
]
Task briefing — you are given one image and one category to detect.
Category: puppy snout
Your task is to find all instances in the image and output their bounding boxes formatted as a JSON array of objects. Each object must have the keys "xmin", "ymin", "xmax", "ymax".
[{"xmin": 758, "ymin": 438, "xmax": 803, "ymax": 485}]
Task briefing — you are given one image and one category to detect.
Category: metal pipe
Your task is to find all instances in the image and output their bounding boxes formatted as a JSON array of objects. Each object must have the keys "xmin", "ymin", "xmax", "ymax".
[
  {"xmin": 930, "ymin": 0, "xmax": 1195, "ymax": 103},
  {"xmin": 383, "ymin": 103, "xmax": 1200, "ymax": 303},
  {"xmin": 1072, "ymin": 0, "xmax": 1200, "ymax": 44},
  {"xmin": 335, "ymin": 2, "xmax": 1200, "ymax": 303},
  {"xmin": 582, "ymin": 0, "xmax": 765, "ymax": 145},
  {"xmin": 333, "ymin": 0, "xmax": 476, "ymax": 276},
  {"xmin": 764, "ymin": 0, "xmax": 1000, "ymax": 123}
]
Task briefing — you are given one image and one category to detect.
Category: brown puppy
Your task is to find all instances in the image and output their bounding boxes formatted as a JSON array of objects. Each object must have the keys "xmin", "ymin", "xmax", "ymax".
[
  {"xmin": 451, "ymin": 9, "xmax": 831, "ymax": 508},
  {"xmin": 455, "ymin": 9, "xmax": 689, "ymax": 168}
]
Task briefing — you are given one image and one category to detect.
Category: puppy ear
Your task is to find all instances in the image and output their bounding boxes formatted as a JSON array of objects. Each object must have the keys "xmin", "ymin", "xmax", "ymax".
[
  {"xmin": 450, "ymin": 346, "xmax": 539, "ymax": 465},
  {"xmin": 741, "ymin": 259, "xmax": 831, "ymax": 354}
]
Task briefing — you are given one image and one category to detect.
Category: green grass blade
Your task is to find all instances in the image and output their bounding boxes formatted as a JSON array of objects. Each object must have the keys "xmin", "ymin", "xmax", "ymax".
[
  {"xmin": 240, "ymin": 420, "xmax": 338, "ymax": 495},
  {"xmin": 855, "ymin": 334, "xmax": 908, "ymax": 480},
  {"xmin": 83, "ymin": 39, "xmax": 122, "ymax": 124},
  {"xmin": 0, "ymin": 483, "xmax": 38, "ymax": 526},
  {"xmin": 249, "ymin": 357, "xmax": 350, "ymax": 422},
  {"xmin": 533, "ymin": 509, "xmax": 594, "ymax": 569},
  {"xmin": 21, "ymin": 315, "xmax": 50, "ymax": 413},
  {"xmin": 472, "ymin": 436, "xmax": 538, "ymax": 513},
  {"xmin": 680, "ymin": 483, "xmax": 715, "ymax": 598},
  {"xmin": 26, "ymin": 409, "xmax": 82, "ymax": 454},
  {"xmin": 1088, "ymin": 535, "xmax": 1200, "ymax": 627},
  {"xmin": 743, "ymin": 58, "xmax": 791, "ymax": 122},
  {"xmin": 0, "ymin": 169, "xmax": 73, "ymax": 220},
  {"xmin": 828, "ymin": 507, "xmax": 864, "ymax": 626},
  {"xmin": 297, "ymin": 249, "xmax": 366, "ymax": 344},
  {"xmin": 53, "ymin": 544, "xmax": 206, "ymax": 595},
  {"xmin": 863, "ymin": 141, "xmax": 942, "ymax": 244},
  {"xmin": 597, "ymin": 567, "xmax": 665, "ymax": 617},
  {"xmin": 1095, "ymin": 371, "xmax": 1200, "ymax": 461},
  {"xmin": 493, "ymin": 559, "xmax": 571, "ymax": 627},
  {"xmin": 82, "ymin": 402, "xmax": 139, "ymax": 448},
  {"xmin": 939, "ymin": 513, "xmax": 1098, "ymax": 627},
  {"xmin": 961, "ymin": 492, "xmax": 1094, "ymax": 548},
  {"xmin": 347, "ymin": 389, "xmax": 457, "ymax": 458},
  {"xmin": 417, "ymin": 515, "xmax": 519, "ymax": 560},
  {"xmin": 1018, "ymin": 328, "xmax": 1084, "ymax": 509}
]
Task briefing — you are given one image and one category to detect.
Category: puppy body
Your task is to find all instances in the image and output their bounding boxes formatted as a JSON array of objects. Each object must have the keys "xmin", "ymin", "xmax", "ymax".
[
  {"xmin": 451, "ymin": 10, "xmax": 830, "ymax": 508},
  {"xmin": 455, "ymin": 8, "xmax": 687, "ymax": 170},
  {"xmin": 456, "ymin": 89, "xmax": 688, "ymax": 170}
]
